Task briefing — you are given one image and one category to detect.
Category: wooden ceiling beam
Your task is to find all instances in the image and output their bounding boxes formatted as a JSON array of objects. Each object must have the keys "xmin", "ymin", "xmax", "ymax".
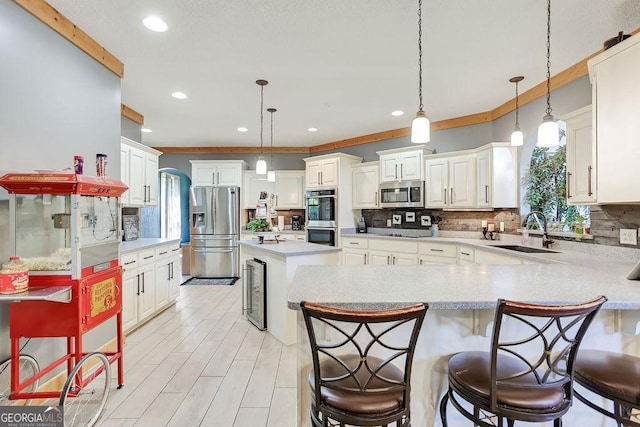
[
  {"xmin": 121, "ymin": 104, "xmax": 144, "ymax": 125},
  {"xmin": 14, "ymin": 0, "xmax": 124, "ymax": 78},
  {"xmin": 156, "ymin": 146, "xmax": 311, "ymax": 155}
]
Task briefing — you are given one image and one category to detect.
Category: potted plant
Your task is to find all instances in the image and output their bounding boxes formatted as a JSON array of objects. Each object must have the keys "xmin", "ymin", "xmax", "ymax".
[{"xmin": 246, "ymin": 218, "xmax": 270, "ymax": 232}]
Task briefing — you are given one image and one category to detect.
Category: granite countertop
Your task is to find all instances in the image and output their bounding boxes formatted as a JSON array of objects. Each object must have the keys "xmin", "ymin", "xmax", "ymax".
[
  {"xmin": 289, "ymin": 232, "xmax": 640, "ymax": 310},
  {"xmin": 121, "ymin": 238, "xmax": 181, "ymax": 253},
  {"xmin": 239, "ymin": 239, "xmax": 341, "ymax": 257}
]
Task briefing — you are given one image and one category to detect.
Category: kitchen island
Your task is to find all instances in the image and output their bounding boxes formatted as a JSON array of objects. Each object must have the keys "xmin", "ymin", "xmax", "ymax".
[
  {"xmin": 239, "ymin": 240, "xmax": 340, "ymax": 345},
  {"xmin": 288, "ymin": 247, "xmax": 640, "ymax": 426}
]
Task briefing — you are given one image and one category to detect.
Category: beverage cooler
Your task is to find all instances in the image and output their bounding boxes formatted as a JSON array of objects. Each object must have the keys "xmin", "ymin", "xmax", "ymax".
[{"xmin": 243, "ymin": 258, "xmax": 266, "ymax": 330}]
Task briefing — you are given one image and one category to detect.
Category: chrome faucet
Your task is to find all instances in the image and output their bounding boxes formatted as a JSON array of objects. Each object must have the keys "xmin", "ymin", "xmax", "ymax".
[{"xmin": 522, "ymin": 211, "xmax": 555, "ymax": 249}]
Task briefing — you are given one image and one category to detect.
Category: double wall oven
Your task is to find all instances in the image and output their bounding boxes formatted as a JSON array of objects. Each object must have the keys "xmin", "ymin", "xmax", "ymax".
[{"xmin": 305, "ymin": 189, "xmax": 337, "ymax": 246}]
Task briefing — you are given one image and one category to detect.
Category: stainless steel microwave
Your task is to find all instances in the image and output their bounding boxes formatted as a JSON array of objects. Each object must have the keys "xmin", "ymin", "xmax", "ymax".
[{"xmin": 379, "ymin": 181, "xmax": 424, "ymax": 208}]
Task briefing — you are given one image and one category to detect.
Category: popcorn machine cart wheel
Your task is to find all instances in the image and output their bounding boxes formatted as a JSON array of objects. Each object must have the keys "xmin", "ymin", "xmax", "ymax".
[{"xmin": 0, "ymin": 173, "xmax": 127, "ymax": 427}]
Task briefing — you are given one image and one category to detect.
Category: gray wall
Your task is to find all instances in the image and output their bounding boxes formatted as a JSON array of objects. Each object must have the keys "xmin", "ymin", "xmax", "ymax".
[
  {"xmin": 0, "ymin": 2, "xmax": 121, "ymax": 361},
  {"xmin": 121, "ymin": 116, "xmax": 142, "ymax": 143},
  {"xmin": 159, "ymin": 153, "xmax": 308, "ymax": 178}
]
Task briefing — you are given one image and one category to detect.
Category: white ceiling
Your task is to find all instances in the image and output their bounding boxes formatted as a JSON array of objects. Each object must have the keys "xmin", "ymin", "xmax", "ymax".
[{"xmin": 47, "ymin": 0, "xmax": 640, "ymax": 148}]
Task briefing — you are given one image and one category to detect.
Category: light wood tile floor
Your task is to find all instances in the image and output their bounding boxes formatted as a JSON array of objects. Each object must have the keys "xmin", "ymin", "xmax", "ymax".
[{"xmin": 97, "ymin": 283, "xmax": 297, "ymax": 427}]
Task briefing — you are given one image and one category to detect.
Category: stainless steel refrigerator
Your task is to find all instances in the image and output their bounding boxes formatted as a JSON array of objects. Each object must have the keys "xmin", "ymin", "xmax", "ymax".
[{"xmin": 190, "ymin": 186, "xmax": 240, "ymax": 278}]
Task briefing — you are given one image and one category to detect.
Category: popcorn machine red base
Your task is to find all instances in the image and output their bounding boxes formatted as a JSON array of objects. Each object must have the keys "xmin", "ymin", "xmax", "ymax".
[{"xmin": 0, "ymin": 173, "xmax": 127, "ymax": 404}]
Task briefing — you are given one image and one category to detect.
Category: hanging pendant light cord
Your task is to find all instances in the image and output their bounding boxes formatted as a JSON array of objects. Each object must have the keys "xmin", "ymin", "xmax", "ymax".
[
  {"xmin": 269, "ymin": 110, "xmax": 274, "ymax": 165},
  {"xmin": 417, "ymin": 0, "xmax": 423, "ymax": 111},
  {"xmin": 260, "ymin": 85, "xmax": 264, "ymax": 155},
  {"xmin": 545, "ymin": 0, "xmax": 552, "ymax": 116},
  {"xmin": 515, "ymin": 80, "xmax": 520, "ymax": 127}
]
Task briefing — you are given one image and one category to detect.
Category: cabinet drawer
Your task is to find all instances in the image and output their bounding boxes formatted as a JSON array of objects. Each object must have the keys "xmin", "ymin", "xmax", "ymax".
[
  {"xmin": 169, "ymin": 242, "xmax": 182, "ymax": 257},
  {"xmin": 369, "ymin": 238, "xmax": 418, "ymax": 253},
  {"xmin": 138, "ymin": 248, "xmax": 156, "ymax": 266},
  {"xmin": 418, "ymin": 242, "xmax": 456, "ymax": 258},
  {"xmin": 155, "ymin": 245, "xmax": 170, "ymax": 261},
  {"xmin": 342, "ymin": 237, "xmax": 368, "ymax": 249},
  {"xmin": 121, "ymin": 253, "xmax": 138, "ymax": 273},
  {"xmin": 458, "ymin": 247, "xmax": 475, "ymax": 262}
]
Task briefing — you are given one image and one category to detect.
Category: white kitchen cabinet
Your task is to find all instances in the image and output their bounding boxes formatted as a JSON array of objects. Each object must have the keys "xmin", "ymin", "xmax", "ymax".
[
  {"xmin": 137, "ymin": 249, "xmax": 156, "ymax": 322},
  {"xmin": 476, "ymin": 143, "xmax": 518, "ymax": 208},
  {"xmin": 242, "ymin": 170, "xmax": 305, "ymax": 209},
  {"xmin": 352, "ymin": 162, "xmax": 379, "ymax": 209},
  {"xmin": 342, "ymin": 237, "xmax": 368, "ymax": 265},
  {"xmin": 190, "ymin": 160, "xmax": 248, "ymax": 187},
  {"xmin": 168, "ymin": 243, "xmax": 182, "ymax": 301},
  {"xmin": 588, "ymin": 35, "xmax": 640, "ymax": 203},
  {"xmin": 458, "ymin": 247, "xmax": 475, "ymax": 264},
  {"xmin": 121, "ymin": 137, "xmax": 161, "ymax": 207},
  {"xmin": 121, "ymin": 253, "xmax": 139, "ymax": 332},
  {"xmin": 418, "ymin": 242, "xmax": 458, "ymax": 265},
  {"xmin": 377, "ymin": 145, "xmax": 433, "ymax": 183},
  {"xmin": 273, "ymin": 171, "xmax": 305, "ymax": 209},
  {"xmin": 242, "ymin": 171, "xmax": 273, "ymax": 209},
  {"xmin": 425, "ymin": 154, "xmax": 476, "ymax": 208},
  {"xmin": 121, "ymin": 240, "xmax": 182, "ymax": 334},
  {"xmin": 305, "ymin": 158, "xmax": 339, "ymax": 188},
  {"xmin": 564, "ymin": 106, "xmax": 596, "ymax": 205},
  {"xmin": 368, "ymin": 238, "xmax": 418, "ymax": 265}
]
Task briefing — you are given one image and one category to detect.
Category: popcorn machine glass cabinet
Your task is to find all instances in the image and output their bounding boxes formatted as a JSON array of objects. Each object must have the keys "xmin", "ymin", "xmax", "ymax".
[{"xmin": 14, "ymin": 194, "xmax": 120, "ymax": 274}]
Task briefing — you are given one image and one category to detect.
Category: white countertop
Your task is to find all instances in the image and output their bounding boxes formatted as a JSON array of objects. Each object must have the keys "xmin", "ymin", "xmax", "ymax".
[
  {"xmin": 288, "ymin": 234, "xmax": 640, "ymax": 310},
  {"xmin": 239, "ymin": 240, "xmax": 341, "ymax": 257},
  {"xmin": 121, "ymin": 238, "xmax": 181, "ymax": 253}
]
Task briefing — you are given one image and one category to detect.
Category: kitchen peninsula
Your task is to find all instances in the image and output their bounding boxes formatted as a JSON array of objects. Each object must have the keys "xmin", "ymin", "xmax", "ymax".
[
  {"xmin": 239, "ymin": 239, "xmax": 340, "ymax": 345},
  {"xmin": 288, "ymin": 243, "xmax": 640, "ymax": 427}
]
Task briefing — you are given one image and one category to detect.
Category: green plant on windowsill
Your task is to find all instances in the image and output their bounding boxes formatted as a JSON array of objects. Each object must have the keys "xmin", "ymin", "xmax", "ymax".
[{"xmin": 246, "ymin": 218, "xmax": 270, "ymax": 232}]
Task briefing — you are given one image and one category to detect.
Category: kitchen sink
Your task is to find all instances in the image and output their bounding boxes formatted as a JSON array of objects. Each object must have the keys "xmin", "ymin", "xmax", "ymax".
[{"xmin": 494, "ymin": 245, "xmax": 559, "ymax": 254}]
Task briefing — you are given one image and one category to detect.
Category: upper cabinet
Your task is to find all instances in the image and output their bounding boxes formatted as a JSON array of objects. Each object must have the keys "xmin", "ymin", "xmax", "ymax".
[
  {"xmin": 190, "ymin": 160, "xmax": 247, "ymax": 187},
  {"xmin": 377, "ymin": 145, "xmax": 434, "ymax": 183},
  {"xmin": 476, "ymin": 143, "xmax": 518, "ymax": 208},
  {"xmin": 425, "ymin": 154, "xmax": 476, "ymax": 209},
  {"xmin": 305, "ymin": 157, "xmax": 339, "ymax": 188},
  {"xmin": 564, "ymin": 106, "xmax": 596, "ymax": 205},
  {"xmin": 352, "ymin": 162, "xmax": 379, "ymax": 209},
  {"xmin": 121, "ymin": 137, "xmax": 162, "ymax": 207},
  {"xmin": 242, "ymin": 170, "xmax": 305, "ymax": 209},
  {"xmin": 588, "ymin": 35, "xmax": 640, "ymax": 203},
  {"xmin": 303, "ymin": 153, "xmax": 361, "ymax": 190},
  {"xmin": 273, "ymin": 171, "xmax": 305, "ymax": 209}
]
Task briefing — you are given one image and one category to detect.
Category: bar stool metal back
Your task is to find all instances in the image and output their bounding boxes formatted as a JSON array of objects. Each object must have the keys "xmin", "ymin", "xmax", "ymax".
[
  {"xmin": 439, "ymin": 296, "xmax": 607, "ymax": 427},
  {"xmin": 574, "ymin": 349, "xmax": 640, "ymax": 426},
  {"xmin": 300, "ymin": 301, "xmax": 427, "ymax": 427}
]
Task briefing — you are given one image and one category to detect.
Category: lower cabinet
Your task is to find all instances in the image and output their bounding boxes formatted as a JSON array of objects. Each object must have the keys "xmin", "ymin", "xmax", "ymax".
[
  {"xmin": 342, "ymin": 237, "xmax": 368, "ymax": 265},
  {"xmin": 368, "ymin": 239, "xmax": 418, "ymax": 265},
  {"xmin": 121, "ymin": 241, "xmax": 182, "ymax": 334},
  {"xmin": 418, "ymin": 242, "xmax": 458, "ymax": 265}
]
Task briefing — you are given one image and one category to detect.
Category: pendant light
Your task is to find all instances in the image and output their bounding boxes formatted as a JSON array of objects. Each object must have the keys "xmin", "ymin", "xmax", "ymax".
[
  {"xmin": 411, "ymin": 0, "xmax": 430, "ymax": 143},
  {"xmin": 509, "ymin": 76, "xmax": 524, "ymax": 147},
  {"xmin": 537, "ymin": 0, "xmax": 559, "ymax": 148},
  {"xmin": 266, "ymin": 108, "xmax": 277, "ymax": 183},
  {"xmin": 255, "ymin": 79, "xmax": 268, "ymax": 175}
]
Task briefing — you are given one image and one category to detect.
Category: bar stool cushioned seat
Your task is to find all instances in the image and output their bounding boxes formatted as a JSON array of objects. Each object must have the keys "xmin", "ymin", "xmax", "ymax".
[
  {"xmin": 301, "ymin": 301, "xmax": 427, "ymax": 427},
  {"xmin": 439, "ymin": 296, "xmax": 607, "ymax": 427},
  {"xmin": 574, "ymin": 349, "xmax": 640, "ymax": 426},
  {"xmin": 308, "ymin": 354, "xmax": 404, "ymax": 416}
]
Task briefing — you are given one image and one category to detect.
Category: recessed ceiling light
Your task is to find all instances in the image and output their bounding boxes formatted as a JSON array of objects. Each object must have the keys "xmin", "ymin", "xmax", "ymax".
[
  {"xmin": 141, "ymin": 128, "xmax": 152, "ymax": 133},
  {"xmin": 171, "ymin": 91, "xmax": 187, "ymax": 99},
  {"xmin": 237, "ymin": 127, "xmax": 248, "ymax": 132},
  {"xmin": 142, "ymin": 16, "xmax": 168, "ymax": 32},
  {"xmin": 392, "ymin": 110, "xmax": 404, "ymax": 116},
  {"xmin": 308, "ymin": 127, "xmax": 318, "ymax": 132}
]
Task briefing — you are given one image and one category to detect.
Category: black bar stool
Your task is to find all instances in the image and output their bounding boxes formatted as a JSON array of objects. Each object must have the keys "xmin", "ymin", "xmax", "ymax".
[
  {"xmin": 439, "ymin": 296, "xmax": 607, "ymax": 427},
  {"xmin": 300, "ymin": 301, "xmax": 427, "ymax": 427},
  {"xmin": 574, "ymin": 349, "xmax": 640, "ymax": 426}
]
